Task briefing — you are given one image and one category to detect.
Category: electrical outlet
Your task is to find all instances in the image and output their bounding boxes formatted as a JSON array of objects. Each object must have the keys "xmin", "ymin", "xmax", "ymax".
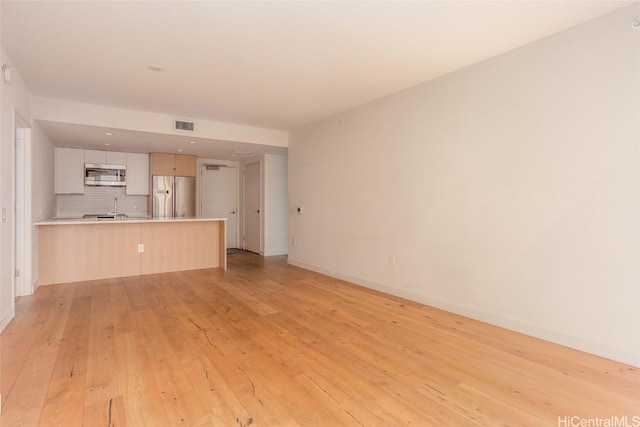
[
  {"xmin": 388, "ymin": 255, "xmax": 396, "ymax": 267},
  {"xmin": 292, "ymin": 237, "xmax": 297, "ymax": 246},
  {"xmin": 138, "ymin": 244, "xmax": 144, "ymax": 253}
]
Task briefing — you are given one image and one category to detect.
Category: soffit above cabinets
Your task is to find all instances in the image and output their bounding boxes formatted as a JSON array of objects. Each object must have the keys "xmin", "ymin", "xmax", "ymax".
[{"xmin": 38, "ymin": 120, "xmax": 287, "ymax": 161}]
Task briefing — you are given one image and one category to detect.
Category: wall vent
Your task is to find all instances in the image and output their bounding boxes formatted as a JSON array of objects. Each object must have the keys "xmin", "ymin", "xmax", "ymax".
[
  {"xmin": 205, "ymin": 164, "xmax": 227, "ymax": 170},
  {"xmin": 175, "ymin": 120, "xmax": 195, "ymax": 131}
]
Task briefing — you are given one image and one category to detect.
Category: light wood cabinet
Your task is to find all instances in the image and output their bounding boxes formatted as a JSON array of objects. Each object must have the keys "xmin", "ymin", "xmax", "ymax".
[
  {"xmin": 149, "ymin": 153, "xmax": 175, "ymax": 175},
  {"xmin": 175, "ymin": 154, "xmax": 196, "ymax": 176},
  {"xmin": 125, "ymin": 153, "xmax": 149, "ymax": 195},
  {"xmin": 37, "ymin": 219, "xmax": 227, "ymax": 285},
  {"xmin": 55, "ymin": 147, "xmax": 85, "ymax": 194},
  {"xmin": 150, "ymin": 153, "xmax": 196, "ymax": 177}
]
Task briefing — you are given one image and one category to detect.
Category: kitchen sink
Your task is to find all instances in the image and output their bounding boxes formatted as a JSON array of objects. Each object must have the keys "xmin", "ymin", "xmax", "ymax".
[{"xmin": 82, "ymin": 213, "xmax": 128, "ymax": 220}]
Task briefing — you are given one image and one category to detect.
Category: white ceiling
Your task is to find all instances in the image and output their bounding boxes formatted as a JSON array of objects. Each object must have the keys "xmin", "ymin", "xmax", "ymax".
[{"xmin": 1, "ymin": 1, "xmax": 631, "ymax": 158}]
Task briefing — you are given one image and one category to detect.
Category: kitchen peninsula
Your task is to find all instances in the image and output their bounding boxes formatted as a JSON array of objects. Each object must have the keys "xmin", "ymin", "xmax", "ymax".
[{"xmin": 36, "ymin": 217, "xmax": 226, "ymax": 285}]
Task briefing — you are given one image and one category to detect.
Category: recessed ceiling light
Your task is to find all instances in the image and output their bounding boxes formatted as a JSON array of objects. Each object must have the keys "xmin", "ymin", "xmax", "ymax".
[
  {"xmin": 177, "ymin": 149, "xmax": 183, "ymax": 152},
  {"xmin": 189, "ymin": 141, "xmax": 195, "ymax": 144},
  {"xmin": 105, "ymin": 143, "xmax": 110, "ymax": 146},
  {"xmin": 232, "ymin": 149, "xmax": 254, "ymax": 156},
  {"xmin": 105, "ymin": 132, "xmax": 112, "ymax": 136},
  {"xmin": 148, "ymin": 64, "xmax": 163, "ymax": 72}
]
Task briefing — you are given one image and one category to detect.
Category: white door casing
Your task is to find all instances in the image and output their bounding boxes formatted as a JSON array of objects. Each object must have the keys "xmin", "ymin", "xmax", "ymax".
[
  {"xmin": 14, "ymin": 112, "xmax": 32, "ymax": 297},
  {"xmin": 200, "ymin": 165, "xmax": 238, "ymax": 248},
  {"xmin": 243, "ymin": 163, "xmax": 261, "ymax": 253},
  {"xmin": 14, "ymin": 128, "xmax": 23, "ymax": 298}
]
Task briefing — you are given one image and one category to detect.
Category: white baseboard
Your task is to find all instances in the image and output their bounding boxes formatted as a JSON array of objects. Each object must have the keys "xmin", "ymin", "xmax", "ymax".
[
  {"xmin": 264, "ymin": 248, "xmax": 288, "ymax": 256},
  {"xmin": 287, "ymin": 257, "xmax": 639, "ymax": 367},
  {"xmin": 0, "ymin": 306, "xmax": 16, "ymax": 333}
]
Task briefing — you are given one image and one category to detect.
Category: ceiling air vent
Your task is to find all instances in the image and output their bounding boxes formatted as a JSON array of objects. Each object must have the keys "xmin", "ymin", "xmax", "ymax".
[{"xmin": 175, "ymin": 120, "xmax": 195, "ymax": 131}]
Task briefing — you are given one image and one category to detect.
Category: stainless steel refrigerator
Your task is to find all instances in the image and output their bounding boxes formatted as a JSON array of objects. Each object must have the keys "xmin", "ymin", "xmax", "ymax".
[{"xmin": 152, "ymin": 176, "xmax": 196, "ymax": 218}]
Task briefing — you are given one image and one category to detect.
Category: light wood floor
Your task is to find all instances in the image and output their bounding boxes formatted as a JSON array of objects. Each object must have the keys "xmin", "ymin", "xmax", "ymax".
[{"xmin": 2, "ymin": 253, "xmax": 639, "ymax": 426}]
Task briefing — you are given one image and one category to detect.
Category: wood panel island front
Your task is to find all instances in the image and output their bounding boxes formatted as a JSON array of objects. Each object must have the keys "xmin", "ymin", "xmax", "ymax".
[{"xmin": 36, "ymin": 218, "xmax": 226, "ymax": 285}]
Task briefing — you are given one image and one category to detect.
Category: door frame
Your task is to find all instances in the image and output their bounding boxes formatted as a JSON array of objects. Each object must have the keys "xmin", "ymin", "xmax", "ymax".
[
  {"xmin": 14, "ymin": 110, "xmax": 32, "ymax": 297},
  {"xmin": 242, "ymin": 161, "xmax": 262, "ymax": 254},
  {"xmin": 198, "ymin": 163, "xmax": 239, "ymax": 249}
]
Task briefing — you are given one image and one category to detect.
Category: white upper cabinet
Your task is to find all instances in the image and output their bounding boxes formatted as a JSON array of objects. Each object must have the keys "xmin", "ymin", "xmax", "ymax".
[
  {"xmin": 126, "ymin": 153, "xmax": 150, "ymax": 195},
  {"xmin": 55, "ymin": 147, "xmax": 85, "ymax": 194},
  {"xmin": 84, "ymin": 149, "xmax": 127, "ymax": 165},
  {"xmin": 56, "ymin": 148, "xmax": 148, "ymax": 195},
  {"xmin": 84, "ymin": 149, "xmax": 105, "ymax": 164},
  {"xmin": 107, "ymin": 151, "xmax": 127, "ymax": 165}
]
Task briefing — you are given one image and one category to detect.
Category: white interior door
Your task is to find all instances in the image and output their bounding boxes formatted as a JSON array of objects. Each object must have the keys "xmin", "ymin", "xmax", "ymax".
[
  {"xmin": 244, "ymin": 163, "xmax": 261, "ymax": 253},
  {"xmin": 201, "ymin": 165, "xmax": 238, "ymax": 248}
]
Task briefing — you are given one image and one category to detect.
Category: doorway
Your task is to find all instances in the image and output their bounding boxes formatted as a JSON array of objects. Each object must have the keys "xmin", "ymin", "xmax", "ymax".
[
  {"xmin": 200, "ymin": 164, "xmax": 238, "ymax": 249},
  {"xmin": 243, "ymin": 162, "xmax": 261, "ymax": 253},
  {"xmin": 14, "ymin": 114, "xmax": 32, "ymax": 297}
]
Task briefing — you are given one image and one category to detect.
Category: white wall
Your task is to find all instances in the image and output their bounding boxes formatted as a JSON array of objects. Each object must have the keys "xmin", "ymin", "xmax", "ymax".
[
  {"xmin": 289, "ymin": 5, "xmax": 640, "ymax": 366},
  {"xmin": 263, "ymin": 154, "xmax": 288, "ymax": 256},
  {"xmin": 0, "ymin": 3, "xmax": 4, "ymax": 329},
  {"xmin": 0, "ymin": 47, "xmax": 33, "ymax": 329},
  {"xmin": 31, "ymin": 121, "xmax": 55, "ymax": 287}
]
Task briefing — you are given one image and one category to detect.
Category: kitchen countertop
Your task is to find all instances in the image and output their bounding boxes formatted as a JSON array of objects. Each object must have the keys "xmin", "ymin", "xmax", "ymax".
[{"xmin": 36, "ymin": 217, "xmax": 227, "ymax": 226}]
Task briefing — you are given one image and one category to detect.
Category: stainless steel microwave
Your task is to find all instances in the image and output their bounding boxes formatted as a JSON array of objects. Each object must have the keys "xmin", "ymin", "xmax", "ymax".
[{"xmin": 84, "ymin": 163, "xmax": 126, "ymax": 187}]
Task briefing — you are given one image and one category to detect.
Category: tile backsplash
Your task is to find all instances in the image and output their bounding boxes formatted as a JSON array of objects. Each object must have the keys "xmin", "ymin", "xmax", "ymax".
[{"xmin": 56, "ymin": 186, "xmax": 148, "ymax": 217}]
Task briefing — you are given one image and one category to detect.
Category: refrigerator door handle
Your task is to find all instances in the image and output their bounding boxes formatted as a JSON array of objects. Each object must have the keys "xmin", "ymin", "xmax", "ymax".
[{"xmin": 173, "ymin": 180, "xmax": 177, "ymax": 218}]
